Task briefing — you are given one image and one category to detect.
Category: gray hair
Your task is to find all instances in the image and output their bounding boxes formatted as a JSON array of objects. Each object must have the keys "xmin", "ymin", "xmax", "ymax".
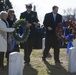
[{"xmin": 0, "ymin": 11, "xmax": 8, "ymax": 18}]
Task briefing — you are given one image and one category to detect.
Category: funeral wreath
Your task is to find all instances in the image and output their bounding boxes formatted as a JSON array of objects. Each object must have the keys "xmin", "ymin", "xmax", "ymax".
[
  {"xmin": 12, "ymin": 19, "xmax": 30, "ymax": 43},
  {"xmin": 56, "ymin": 20, "xmax": 76, "ymax": 42}
]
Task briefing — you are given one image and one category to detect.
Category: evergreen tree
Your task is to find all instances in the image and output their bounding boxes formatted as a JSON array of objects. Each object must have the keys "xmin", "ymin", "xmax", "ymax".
[
  {"xmin": 0, "ymin": 0, "xmax": 5, "ymax": 11},
  {"xmin": 5, "ymin": 0, "xmax": 12, "ymax": 10},
  {"xmin": 0, "ymin": 0, "xmax": 12, "ymax": 11}
]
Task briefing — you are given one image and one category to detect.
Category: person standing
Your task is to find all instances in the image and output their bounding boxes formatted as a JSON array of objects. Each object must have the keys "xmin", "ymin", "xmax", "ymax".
[
  {"xmin": 0, "ymin": 11, "xmax": 15, "ymax": 70},
  {"xmin": 20, "ymin": 4, "xmax": 39, "ymax": 65},
  {"xmin": 42, "ymin": 6, "xmax": 62, "ymax": 64},
  {"xmin": 6, "ymin": 9, "xmax": 19, "ymax": 64}
]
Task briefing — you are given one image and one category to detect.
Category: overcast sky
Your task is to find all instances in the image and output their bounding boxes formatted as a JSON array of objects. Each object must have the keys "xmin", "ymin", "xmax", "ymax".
[{"xmin": 10, "ymin": 0, "xmax": 76, "ymax": 23}]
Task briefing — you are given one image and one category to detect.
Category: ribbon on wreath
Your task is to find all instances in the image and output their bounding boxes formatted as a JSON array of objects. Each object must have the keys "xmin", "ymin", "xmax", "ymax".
[
  {"xmin": 62, "ymin": 21, "xmax": 66, "ymax": 46},
  {"xmin": 66, "ymin": 34, "xmax": 73, "ymax": 54},
  {"xmin": 62, "ymin": 27, "xmax": 66, "ymax": 46},
  {"xmin": 11, "ymin": 24, "xmax": 25, "ymax": 51},
  {"xmin": 17, "ymin": 24, "xmax": 25, "ymax": 39},
  {"xmin": 11, "ymin": 40, "xmax": 16, "ymax": 51},
  {"xmin": 18, "ymin": 24, "xmax": 25, "ymax": 38}
]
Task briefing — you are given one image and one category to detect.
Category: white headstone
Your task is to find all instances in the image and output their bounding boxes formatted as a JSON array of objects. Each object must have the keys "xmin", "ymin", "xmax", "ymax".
[
  {"xmin": 73, "ymin": 39, "xmax": 76, "ymax": 47},
  {"xmin": 68, "ymin": 39, "xmax": 76, "ymax": 73},
  {"xmin": 42, "ymin": 38, "xmax": 45, "ymax": 51},
  {"xmin": 9, "ymin": 52, "xmax": 23, "ymax": 75}
]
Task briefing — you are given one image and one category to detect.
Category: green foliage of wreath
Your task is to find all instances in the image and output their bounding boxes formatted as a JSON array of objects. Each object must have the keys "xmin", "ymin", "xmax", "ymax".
[{"xmin": 12, "ymin": 19, "xmax": 30, "ymax": 44}]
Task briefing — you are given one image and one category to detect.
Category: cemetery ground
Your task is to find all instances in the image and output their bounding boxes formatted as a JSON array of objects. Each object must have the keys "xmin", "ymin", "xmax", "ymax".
[{"xmin": 0, "ymin": 48, "xmax": 76, "ymax": 75}]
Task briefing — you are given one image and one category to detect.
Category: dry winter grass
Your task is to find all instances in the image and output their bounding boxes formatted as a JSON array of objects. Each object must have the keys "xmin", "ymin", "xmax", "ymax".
[{"xmin": 0, "ymin": 48, "xmax": 76, "ymax": 75}]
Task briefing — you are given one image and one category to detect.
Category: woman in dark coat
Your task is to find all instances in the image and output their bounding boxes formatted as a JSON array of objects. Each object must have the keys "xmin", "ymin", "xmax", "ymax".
[{"xmin": 6, "ymin": 9, "xmax": 19, "ymax": 64}]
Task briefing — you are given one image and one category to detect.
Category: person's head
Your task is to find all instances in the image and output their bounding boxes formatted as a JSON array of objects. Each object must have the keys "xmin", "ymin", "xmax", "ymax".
[
  {"xmin": 0, "ymin": 11, "xmax": 8, "ymax": 20},
  {"xmin": 52, "ymin": 6, "xmax": 58, "ymax": 14},
  {"xmin": 26, "ymin": 4, "xmax": 32, "ymax": 12},
  {"xmin": 8, "ymin": 9, "xmax": 15, "ymax": 18}
]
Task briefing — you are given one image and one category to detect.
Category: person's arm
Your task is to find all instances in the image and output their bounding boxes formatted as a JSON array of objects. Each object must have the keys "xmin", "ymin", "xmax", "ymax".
[
  {"xmin": 60, "ymin": 15, "xmax": 62, "ymax": 23},
  {"xmin": 43, "ymin": 14, "xmax": 49, "ymax": 28},
  {"xmin": 43, "ymin": 14, "xmax": 52, "ymax": 31},
  {"xmin": 59, "ymin": 14, "xmax": 62, "ymax": 23},
  {"xmin": 20, "ymin": 13, "xmax": 24, "ymax": 19},
  {"xmin": 35, "ymin": 12, "xmax": 39, "ymax": 23},
  {"xmin": 0, "ymin": 22, "xmax": 15, "ymax": 32}
]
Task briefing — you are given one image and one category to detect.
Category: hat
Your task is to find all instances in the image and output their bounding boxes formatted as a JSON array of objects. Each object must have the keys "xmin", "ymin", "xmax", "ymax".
[{"xmin": 26, "ymin": 4, "xmax": 32, "ymax": 8}]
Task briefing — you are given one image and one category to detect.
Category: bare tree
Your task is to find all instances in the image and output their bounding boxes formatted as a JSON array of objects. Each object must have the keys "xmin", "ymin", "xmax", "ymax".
[
  {"xmin": 63, "ymin": 8, "xmax": 76, "ymax": 21},
  {"xmin": 73, "ymin": 8, "xmax": 76, "ymax": 19}
]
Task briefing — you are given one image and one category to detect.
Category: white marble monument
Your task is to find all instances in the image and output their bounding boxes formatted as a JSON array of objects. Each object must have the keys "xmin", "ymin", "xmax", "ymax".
[
  {"xmin": 9, "ymin": 52, "xmax": 23, "ymax": 75},
  {"xmin": 68, "ymin": 39, "xmax": 76, "ymax": 73}
]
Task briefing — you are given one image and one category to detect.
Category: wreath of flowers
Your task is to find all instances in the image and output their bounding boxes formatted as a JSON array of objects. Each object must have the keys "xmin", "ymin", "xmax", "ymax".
[
  {"xmin": 12, "ymin": 19, "xmax": 30, "ymax": 44},
  {"xmin": 56, "ymin": 20, "xmax": 76, "ymax": 42}
]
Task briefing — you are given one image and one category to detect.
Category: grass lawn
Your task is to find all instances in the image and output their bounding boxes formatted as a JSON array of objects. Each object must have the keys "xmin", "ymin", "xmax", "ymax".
[{"xmin": 0, "ymin": 48, "xmax": 76, "ymax": 75}]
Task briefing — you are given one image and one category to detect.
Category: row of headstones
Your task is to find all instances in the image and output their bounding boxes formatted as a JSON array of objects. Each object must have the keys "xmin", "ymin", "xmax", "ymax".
[{"xmin": 8, "ymin": 38, "xmax": 76, "ymax": 75}]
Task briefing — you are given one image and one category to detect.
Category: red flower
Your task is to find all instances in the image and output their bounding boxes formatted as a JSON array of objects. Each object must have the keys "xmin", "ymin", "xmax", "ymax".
[{"xmin": 56, "ymin": 20, "xmax": 76, "ymax": 42}]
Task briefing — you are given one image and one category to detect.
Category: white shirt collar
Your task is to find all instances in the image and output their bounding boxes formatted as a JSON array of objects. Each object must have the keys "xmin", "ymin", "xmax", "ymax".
[
  {"xmin": 53, "ymin": 13, "xmax": 57, "ymax": 16},
  {"xmin": 27, "ymin": 11, "xmax": 31, "ymax": 14}
]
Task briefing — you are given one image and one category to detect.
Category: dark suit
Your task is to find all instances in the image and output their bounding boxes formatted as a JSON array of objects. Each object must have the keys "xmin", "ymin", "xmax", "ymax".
[
  {"xmin": 43, "ymin": 12, "xmax": 62, "ymax": 62},
  {"xmin": 20, "ymin": 11, "xmax": 39, "ymax": 63}
]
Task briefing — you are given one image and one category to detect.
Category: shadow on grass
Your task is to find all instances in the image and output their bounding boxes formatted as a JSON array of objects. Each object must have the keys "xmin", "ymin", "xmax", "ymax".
[
  {"xmin": 0, "ymin": 66, "xmax": 8, "ymax": 75},
  {"xmin": 0, "ymin": 64, "xmax": 38, "ymax": 75},
  {"xmin": 44, "ymin": 61, "xmax": 76, "ymax": 75},
  {"xmin": 23, "ymin": 64, "xmax": 38, "ymax": 75}
]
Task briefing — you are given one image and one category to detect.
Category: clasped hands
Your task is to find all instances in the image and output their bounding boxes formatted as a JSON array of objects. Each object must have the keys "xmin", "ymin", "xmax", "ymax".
[{"xmin": 47, "ymin": 27, "xmax": 52, "ymax": 30}]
